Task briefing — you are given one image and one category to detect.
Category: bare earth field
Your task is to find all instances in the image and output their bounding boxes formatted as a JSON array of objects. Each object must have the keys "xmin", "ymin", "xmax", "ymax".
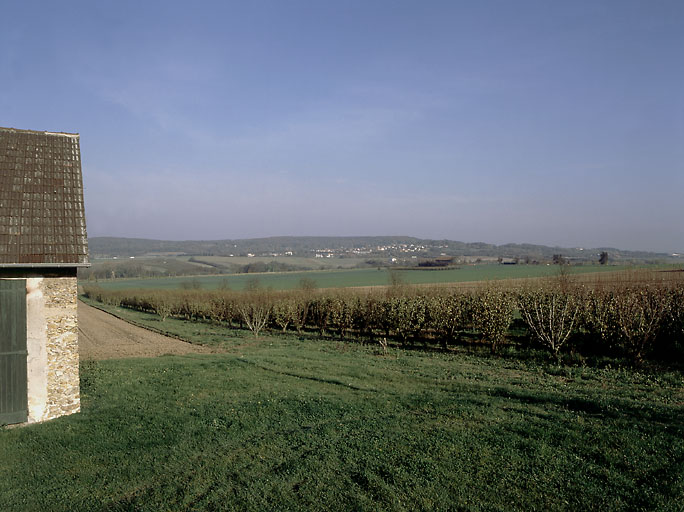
[{"xmin": 78, "ymin": 301, "xmax": 214, "ymax": 360}]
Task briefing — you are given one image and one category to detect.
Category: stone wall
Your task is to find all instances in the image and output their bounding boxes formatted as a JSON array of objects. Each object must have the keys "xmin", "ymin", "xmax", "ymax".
[
  {"xmin": 2, "ymin": 271, "xmax": 80, "ymax": 425},
  {"xmin": 41, "ymin": 277, "xmax": 80, "ymax": 420}
]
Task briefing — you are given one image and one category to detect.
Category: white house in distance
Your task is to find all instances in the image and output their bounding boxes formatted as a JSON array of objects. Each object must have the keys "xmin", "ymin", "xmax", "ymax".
[{"xmin": 0, "ymin": 126, "xmax": 89, "ymax": 425}]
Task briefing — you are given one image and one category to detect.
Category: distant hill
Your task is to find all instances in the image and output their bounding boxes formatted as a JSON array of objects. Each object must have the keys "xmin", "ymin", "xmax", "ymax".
[{"xmin": 87, "ymin": 236, "xmax": 678, "ymax": 264}]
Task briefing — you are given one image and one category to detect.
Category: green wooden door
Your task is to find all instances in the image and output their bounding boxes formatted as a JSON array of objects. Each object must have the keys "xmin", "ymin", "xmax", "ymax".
[{"xmin": 0, "ymin": 279, "xmax": 28, "ymax": 424}]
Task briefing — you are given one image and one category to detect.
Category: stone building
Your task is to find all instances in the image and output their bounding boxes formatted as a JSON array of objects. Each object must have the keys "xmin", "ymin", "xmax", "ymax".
[{"xmin": 0, "ymin": 127, "xmax": 89, "ymax": 425}]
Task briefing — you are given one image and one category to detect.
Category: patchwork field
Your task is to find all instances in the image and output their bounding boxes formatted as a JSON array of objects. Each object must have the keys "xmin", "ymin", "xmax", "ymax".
[{"xmin": 89, "ymin": 263, "xmax": 641, "ymax": 292}]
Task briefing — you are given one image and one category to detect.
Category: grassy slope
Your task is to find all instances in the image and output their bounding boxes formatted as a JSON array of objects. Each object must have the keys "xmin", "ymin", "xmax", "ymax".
[
  {"xmin": 1, "ymin": 304, "xmax": 682, "ymax": 511},
  {"xmin": 92, "ymin": 263, "xmax": 629, "ymax": 291}
]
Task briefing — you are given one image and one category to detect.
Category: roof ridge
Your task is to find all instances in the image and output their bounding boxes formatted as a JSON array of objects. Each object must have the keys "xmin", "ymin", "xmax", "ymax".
[{"xmin": 0, "ymin": 126, "xmax": 79, "ymax": 137}]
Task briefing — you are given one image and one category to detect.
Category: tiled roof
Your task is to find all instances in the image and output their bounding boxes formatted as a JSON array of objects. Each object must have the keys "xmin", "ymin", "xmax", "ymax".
[{"xmin": 0, "ymin": 127, "xmax": 89, "ymax": 267}]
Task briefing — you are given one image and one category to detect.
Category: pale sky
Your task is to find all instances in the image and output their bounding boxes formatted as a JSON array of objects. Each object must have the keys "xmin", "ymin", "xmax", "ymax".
[{"xmin": 2, "ymin": 1, "xmax": 682, "ymax": 252}]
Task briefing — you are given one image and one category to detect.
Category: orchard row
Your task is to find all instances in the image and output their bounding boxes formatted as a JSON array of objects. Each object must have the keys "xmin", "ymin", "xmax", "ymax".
[{"xmin": 83, "ymin": 282, "xmax": 684, "ymax": 364}]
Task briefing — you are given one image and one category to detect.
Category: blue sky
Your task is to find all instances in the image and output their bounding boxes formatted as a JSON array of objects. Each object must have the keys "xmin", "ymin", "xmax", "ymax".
[{"xmin": 1, "ymin": 1, "xmax": 682, "ymax": 252}]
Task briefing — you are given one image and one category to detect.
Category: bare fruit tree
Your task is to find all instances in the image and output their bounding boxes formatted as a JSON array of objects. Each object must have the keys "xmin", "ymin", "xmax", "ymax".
[
  {"xmin": 518, "ymin": 286, "xmax": 579, "ymax": 358},
  {"xmin": 237, "ymin": 291, "xmax": 272, "ymax": 337}
]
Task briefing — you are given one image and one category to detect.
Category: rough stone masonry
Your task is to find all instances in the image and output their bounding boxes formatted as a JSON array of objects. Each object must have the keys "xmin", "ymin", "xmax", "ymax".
[{"xmin": 26, "ymin": 277, "xmax": 80, "ymax": 423}]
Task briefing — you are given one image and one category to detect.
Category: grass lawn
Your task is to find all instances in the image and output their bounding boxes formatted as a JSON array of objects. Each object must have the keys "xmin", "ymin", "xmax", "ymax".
[
  {"xmin": 91, "ymin": 263, "xmax": 635, "ymax": 292},
  {"xmin": 2, "ymin": 305, "xmax": 683, "ymax": 510}
]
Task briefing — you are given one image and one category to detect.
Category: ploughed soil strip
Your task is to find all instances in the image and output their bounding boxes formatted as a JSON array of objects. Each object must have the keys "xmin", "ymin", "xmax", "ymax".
[{"xmin": 78, "ymin": 301, "xmax": 214, "ymax": 360}]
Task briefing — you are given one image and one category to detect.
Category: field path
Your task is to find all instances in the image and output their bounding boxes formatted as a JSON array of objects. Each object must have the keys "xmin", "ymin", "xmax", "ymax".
[{"xmin": 78, "ymin": 301, "xmax": 214, "ymax": 360}]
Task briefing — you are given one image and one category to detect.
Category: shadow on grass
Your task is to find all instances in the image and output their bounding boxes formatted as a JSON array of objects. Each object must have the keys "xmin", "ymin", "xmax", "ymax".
[
  {"xmin": 234, "ymin": 357, "xmax": 374, "ymax": 392},
  {"xmin": 486, "ymin": 386, "xmax": 683, "ymax": 427}
]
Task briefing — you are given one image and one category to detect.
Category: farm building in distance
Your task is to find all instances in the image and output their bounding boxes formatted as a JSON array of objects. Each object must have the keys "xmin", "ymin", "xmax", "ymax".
[
  {"xmin": 418, "ymin": 256, "xmax": 454, "ymax": 267},
  {"xmin": 0, "ymin": 127, "xmax": 89, "ymax": 425}
]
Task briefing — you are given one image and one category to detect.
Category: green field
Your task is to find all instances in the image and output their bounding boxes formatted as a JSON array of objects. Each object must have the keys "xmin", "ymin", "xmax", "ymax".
[
  {"xmin": 181, "ymin": 255, "xmax": 371, "ymax": 269},
  {"xmin": 1, "ymin": 302, "xmax": 682, "ymax": 511},
  {"xmin": 91, "ymin": 263, "xmax": 631, "ymax": 291}
]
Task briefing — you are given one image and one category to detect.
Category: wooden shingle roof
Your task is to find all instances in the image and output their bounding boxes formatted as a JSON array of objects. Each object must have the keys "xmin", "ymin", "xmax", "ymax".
[{"xmin": 0, "ymin": 127, "xmax": 89, "ymax": 267}]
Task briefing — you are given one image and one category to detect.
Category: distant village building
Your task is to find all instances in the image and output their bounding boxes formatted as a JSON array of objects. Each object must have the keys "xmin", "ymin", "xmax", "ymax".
[{"xmin": 0, "ymin": 127, "xmax": 89, "ymax": 425}]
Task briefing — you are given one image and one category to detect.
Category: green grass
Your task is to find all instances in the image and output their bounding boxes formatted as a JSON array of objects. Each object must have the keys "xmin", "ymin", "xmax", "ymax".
[
  {"xmin": 1, "ymin": 304, "xmax": 682, "ymax": 511},
  {"xmin": 91, "ymin": 263, "xmax": 631, "ymax": 291}
]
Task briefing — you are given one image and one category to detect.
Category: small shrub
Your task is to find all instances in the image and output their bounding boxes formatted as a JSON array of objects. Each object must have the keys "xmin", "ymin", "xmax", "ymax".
[
  {"xmin": 611, "ymin": 287, "xmax": 666, "ymax": 363},
  {"xmin": 328, "ymin": 294, "xmax": 354, "ymax": 338},
  {"xmin": 428, "ymin": 293, "xmax": 471, "ymax": 348},
  {"xmin": 272, "ymin": 298, "xmax": 297, "ymax": 332},
  {"xmin": 473, "ymin": 288, "xmax": 514, "ymax": 353}
]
